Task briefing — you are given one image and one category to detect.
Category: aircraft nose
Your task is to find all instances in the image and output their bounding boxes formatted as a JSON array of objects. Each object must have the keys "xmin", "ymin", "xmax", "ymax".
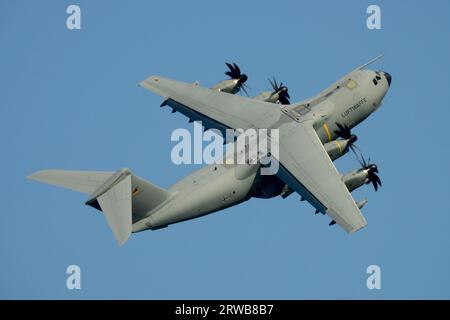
[{"xmin": 384, "ymin": 72, "xmax": 392, "ymax": 86}]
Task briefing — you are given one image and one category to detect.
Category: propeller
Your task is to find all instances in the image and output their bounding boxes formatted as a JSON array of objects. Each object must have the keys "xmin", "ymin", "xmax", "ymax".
[
  {"xmin": 358, "ymin": 155, "xmax": 382, "ymax": 192},
  {"xmin": 225, "ymin": 62, "xmax": 249, "ymax": 95},
  {"xmin": 269, "ymin": 77, "xmax": 290, "ymax": 104},
  {"xmin": 334, "ymin": 122, "xmax": 359, "ymax": 157}
]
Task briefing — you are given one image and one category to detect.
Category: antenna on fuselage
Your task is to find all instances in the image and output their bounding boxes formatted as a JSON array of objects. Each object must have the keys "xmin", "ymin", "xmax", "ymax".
[{"xmin": 356, "ymin": 54, "xmax": 384, "ymax": 70}]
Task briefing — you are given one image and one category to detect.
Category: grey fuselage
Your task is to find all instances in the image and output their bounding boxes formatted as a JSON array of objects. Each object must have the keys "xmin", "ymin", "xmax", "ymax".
[{"xmin": 133, "ymin": 69, "xmax": 391, "ymax": 232}]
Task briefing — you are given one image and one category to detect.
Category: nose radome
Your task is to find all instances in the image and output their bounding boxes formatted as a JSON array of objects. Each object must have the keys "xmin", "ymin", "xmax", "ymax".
[{"xmin": 384, "ymin": 72, "xmax": 392, "ymax": 86}]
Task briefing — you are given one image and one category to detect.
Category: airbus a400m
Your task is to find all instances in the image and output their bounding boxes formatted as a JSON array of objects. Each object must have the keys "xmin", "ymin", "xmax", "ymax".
[{"xmin": 29, "ymin": 56, "xmax": 391, "ymax": 245}]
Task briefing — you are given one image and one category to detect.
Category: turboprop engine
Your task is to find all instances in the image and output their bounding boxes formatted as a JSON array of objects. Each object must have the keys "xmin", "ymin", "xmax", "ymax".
[
  {"xmin": 342, "ymin": 160, "xmax": 382, "ymax": 192},
  {"xmin": 212, "ymin": 62, "xmax": 249, "ymax": 95}
]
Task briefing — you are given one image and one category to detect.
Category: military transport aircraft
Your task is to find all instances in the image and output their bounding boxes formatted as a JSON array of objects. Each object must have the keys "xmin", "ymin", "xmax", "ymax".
[{"xmin": 28, "ymin": 56, "xmax": 391, "ymax": 245}]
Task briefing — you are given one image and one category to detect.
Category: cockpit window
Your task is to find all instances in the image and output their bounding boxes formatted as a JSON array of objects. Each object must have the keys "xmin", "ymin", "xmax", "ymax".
[{"xmin": 373, "ymin": 78, "xmax": 378, "ymax": 85}]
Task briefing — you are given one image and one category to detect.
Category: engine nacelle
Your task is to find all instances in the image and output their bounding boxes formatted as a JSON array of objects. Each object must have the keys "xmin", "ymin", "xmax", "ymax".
[
  {"xmin": 211, "ymin": 79, "xmax": 240, "ymax": 94},
  {"xmin": 342, "ymin": 169, "xmax": 369, "ymax": 192},
  {"xmin": 253, "ymin": 91, "xmax": 275, "ymax": 102},
  {"xmin": 324, "ymin": 140, "xmax": 350, "ymax": 161},
  {"xmin": 356, "ymin": 198, "xmax": 368, "ymax": 209}
]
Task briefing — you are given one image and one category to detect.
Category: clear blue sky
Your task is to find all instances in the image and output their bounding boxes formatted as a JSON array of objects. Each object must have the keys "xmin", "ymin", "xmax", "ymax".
[{"xmin": 1, "ymin": 0, "xmax": 449, "ymax": 299}]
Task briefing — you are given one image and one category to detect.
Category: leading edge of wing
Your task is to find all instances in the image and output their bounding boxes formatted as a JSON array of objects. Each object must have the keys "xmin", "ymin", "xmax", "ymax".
[
  {"xmin": 139, "ymin": 75, "xmax": 278, "ymax": 131},
  {"xmin": 273, "ymin": 119, "xmax": 367, "ymax": 234}
]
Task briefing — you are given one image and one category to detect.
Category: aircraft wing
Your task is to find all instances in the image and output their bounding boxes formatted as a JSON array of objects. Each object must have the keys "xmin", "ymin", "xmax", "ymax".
[
  {"xmin": 141, "ymin": 75, "xmax": 367, "ymax": 233},
  {"xmin": 140, "ymin": 76, "xmax": 278, "ymax": 134},
  {"xmin": 273, "ymin": 119, "xmax": 367, "ymax": 233}
]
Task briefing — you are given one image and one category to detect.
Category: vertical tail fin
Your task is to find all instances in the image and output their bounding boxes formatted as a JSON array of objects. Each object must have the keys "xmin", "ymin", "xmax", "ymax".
[{"xmin": 96, "ymin": 174, "xmax": 132, "ymax": 246}]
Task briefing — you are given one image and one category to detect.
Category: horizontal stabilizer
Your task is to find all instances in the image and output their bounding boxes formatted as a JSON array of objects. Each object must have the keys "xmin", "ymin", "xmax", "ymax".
[
  {"xmin": 28, "ymin": 170, "xmax": 113, "ymax": 194},
  {"xmin": 28, "ymin": 168, "xmax": 172, "ymax": 245}
]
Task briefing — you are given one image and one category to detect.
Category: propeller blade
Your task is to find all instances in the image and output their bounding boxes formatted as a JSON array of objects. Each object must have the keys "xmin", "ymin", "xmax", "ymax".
[
  {"xmin": 349, "ymin": 144, "xmax": 360, "ymax": 161},
  {"xmin": 225, "ymin": 71, "xmax": 234, "ymax": 78},
  {"xmin": 240, "ymin": 84, "xmax": 249, "ymax": 96},
  {"xmin": 270, "ymin": 77, "xmax": 290, "ymax": 103},
  {"xmin": 336, "ymin": 123, "xmax": 344, "ymax": 134},
  {"xmin": 278, "ymin": 95, "xmax": 290, "ymax": 105},
  {"xmin": 350, "ymin": 143, "xmax": 361, "ymax": 153},
  {"xmin": 345, "ymin": 125, "xmax": 351, "ymax": 137},
  {"xmin": 226, "ymin": 62, "xmax": 235, "ymax": 72},
  {"xmin": 239, "ymin": 73, "xmax": 248, "ymax": 84},
  {"xmin": 233, "ymin": 63, "xmax": 241, "ymax": 76},
  {"xmin": 372, "ymin": 172, "xmax": 382, "ymax": 187},
  {"xmin": 268, "ymin": 77, "xmax": 276, "ymax": 91},
  {"xmin": 334, "ymin": 123, "xmax": 346, "ymax": 138},
  {"xmin": 225, "ymin": 62, "xmax": 239, "ymax": 79},
  {"xmin": 371, "ymin": 178, "xmax": 379, "ymax": 191},
  {"xmin": 364, "ymin": 159, "xmax": 382, "ymax": 191},
  {"xmin": 335, "ymin": 122, "xmax": 360, "ymax": 158},
  {"xmin": 361, "ymin": 154, "xmax": 368, "ymax": 168}
]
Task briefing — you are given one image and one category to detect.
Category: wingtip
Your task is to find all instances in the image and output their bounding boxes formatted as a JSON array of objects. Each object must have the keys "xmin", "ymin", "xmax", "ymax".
[
  {"xmin": 139, "ymin": 75, "xmax": 158, "ymax": 87},
  {"xmin": 27, "ymin": 170, "xmax": 46, "ymax": 181},
  {"xmin": 138, "ymin": 79, "xmax": 148, "ymax": 89},
  {"xmin": 139, "ymin": 75, "xmax": 167, "ymax": 94},
  {"xmin": 117, "ymin": 239, "xmax": 128, "ymax": 247},
  {"xmin": 348, "ymin": 221, "xmax": 367, "ymax": 234},
  {"xmin": 26, "ymin": 173, "xmax": 36, "ymax": 180},
  {"xmin": 115, "ymin": 230, "xmax": 131, "ymax": 247}
]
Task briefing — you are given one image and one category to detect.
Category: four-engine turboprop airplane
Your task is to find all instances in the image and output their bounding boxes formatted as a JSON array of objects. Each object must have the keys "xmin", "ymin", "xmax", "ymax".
[{"xmin": 28, "ymin": 56, "xmax": 392, "ymax": 245}]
